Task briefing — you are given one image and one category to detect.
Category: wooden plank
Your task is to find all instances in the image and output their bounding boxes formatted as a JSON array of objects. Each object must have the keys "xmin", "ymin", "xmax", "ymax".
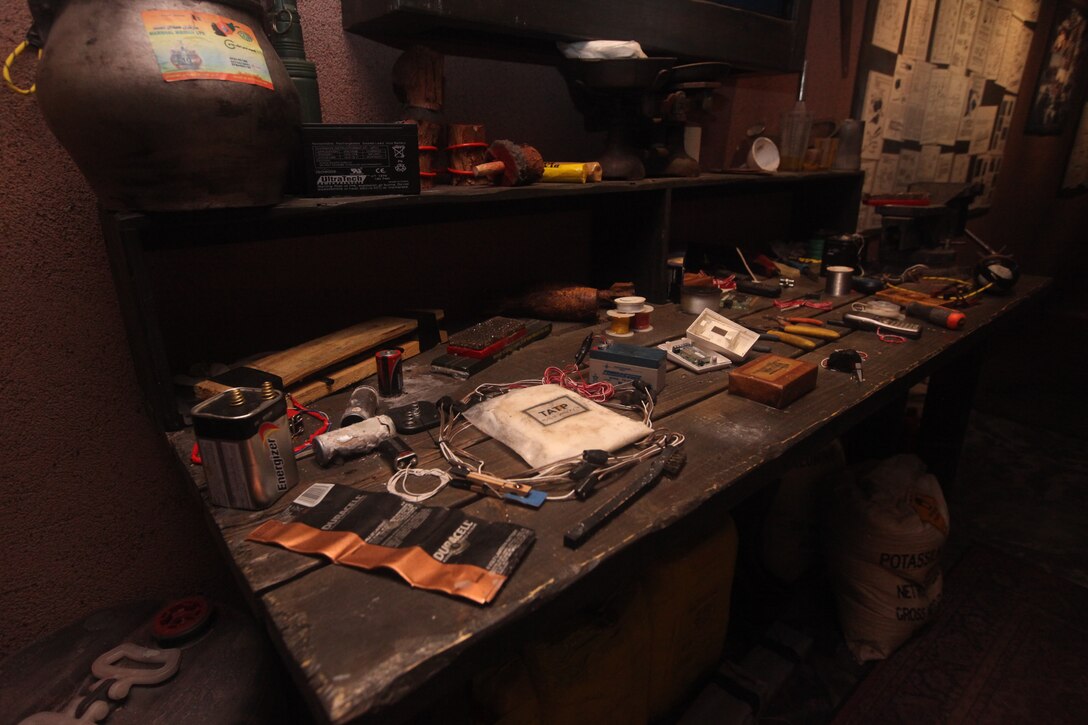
[
  {"xmin": 250, "ymin": 278, "xmax": 1049, "ymax": 724},
  {"xmin": 116, "ymin": 173, "xmax": 863, "ymax": 240},
  {"xmin": 340, "ymin": 0, "xmax": 811, "ymax": 71},
  {"xmin": 288, "ymin": 340, "xmax": 422, "ymax": 405},
  {"xmin": 194, "ymin": 317, "xmax": 417, "ymax": 399}
]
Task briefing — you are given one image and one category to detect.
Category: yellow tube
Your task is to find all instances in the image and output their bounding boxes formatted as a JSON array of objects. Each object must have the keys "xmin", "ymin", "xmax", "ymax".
[{"xmin": 541, "ymin": 161, "xmax": 603, "ymax": 183}]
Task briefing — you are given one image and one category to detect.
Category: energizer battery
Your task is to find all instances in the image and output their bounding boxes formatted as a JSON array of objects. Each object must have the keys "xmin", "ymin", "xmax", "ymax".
[{"xmin": 191, "ymin": 386, "xmax": 299, "ymax": 509}]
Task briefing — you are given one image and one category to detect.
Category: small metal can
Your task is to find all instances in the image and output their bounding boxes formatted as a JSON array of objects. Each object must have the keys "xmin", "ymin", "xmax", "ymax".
[
  {"xmin": 191, "ymin": 387, "xmax": 299, "ymax": 510},
  {"xmin": 375, "ymin": 348, "xmax": 404, "ymax": 397}
]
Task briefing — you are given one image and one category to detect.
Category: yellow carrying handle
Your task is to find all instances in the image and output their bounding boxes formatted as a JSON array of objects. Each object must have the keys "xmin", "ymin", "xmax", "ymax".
[{"xmin": 4, "ymin": 40, "xmax": 41, "ymax": 95}]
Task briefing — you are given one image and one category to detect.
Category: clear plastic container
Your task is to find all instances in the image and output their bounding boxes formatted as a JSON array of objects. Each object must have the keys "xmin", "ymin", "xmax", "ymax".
[{"xmin": 778, "ymin": 103, "xmax": 813, "ymax": 172}]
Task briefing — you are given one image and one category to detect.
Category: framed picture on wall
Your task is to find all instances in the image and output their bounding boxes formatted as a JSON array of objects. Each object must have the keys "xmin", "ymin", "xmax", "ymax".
[
  {"xmin": 1061, "ymin": 101, "xmax": 1088, "ymax": 193},
  {"xmin": 1026, "ymin": 1, "xmax": 1087, "ymax": 135}
]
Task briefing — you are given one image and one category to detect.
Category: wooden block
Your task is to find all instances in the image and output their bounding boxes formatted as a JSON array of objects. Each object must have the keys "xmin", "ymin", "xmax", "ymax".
[
  {"xmin": 254, "ymin": 317, "xmax": 417, "ymax": 385},
  {"xmin": 287, "ymin": 340, "xmax": 422, "ymax": 406},
  {"xmin": 728, "ymin": 354, "xmax": 817, "ymax": 409},
  {"xmin": 195, "ymin": 317, "xmax": 417, "ymax": 400}
]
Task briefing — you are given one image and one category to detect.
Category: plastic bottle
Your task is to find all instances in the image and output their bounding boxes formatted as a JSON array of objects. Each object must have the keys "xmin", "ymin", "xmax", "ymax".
[{"xmin": 779, "ymin": 61, "xmax": 813, "ymax": 172}]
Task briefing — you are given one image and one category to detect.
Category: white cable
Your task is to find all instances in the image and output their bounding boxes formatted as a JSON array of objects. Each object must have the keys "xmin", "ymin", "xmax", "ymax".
[
  {"xmin": 736, "ymin": 247, "xmax": 761, "ymax": 282},
  {"xmin": 386, "ymin": 467, "xmax": 451, "ymax": 502}
]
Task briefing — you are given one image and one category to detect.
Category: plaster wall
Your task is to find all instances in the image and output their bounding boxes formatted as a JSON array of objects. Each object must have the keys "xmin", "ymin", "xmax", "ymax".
[
  {"xmin": 1, "ymin": 0, "xmax": 1081, "ymax": 661},
  {"xmin": 1, "ymin": 3, "xmax": 232, "ymax": 658},
  {"xmin": 0, "ymin": 0, "xmax": 597, "ymax": 659}
]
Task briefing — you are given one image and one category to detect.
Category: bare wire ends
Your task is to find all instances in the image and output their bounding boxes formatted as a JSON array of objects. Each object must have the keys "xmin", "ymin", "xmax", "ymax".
[{"xmin": 431, "ymin": 371, "xmax": 678, "ymax": 502}]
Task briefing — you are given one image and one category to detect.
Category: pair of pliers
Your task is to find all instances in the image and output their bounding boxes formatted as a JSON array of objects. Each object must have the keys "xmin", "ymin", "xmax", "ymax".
[
  {"xmin": 750, "ymin": 323, "xmax": 818, "ymax": 351},
  {"xmin": 764, "ymin": 316, "xmax": 842, "ymax": 341}
]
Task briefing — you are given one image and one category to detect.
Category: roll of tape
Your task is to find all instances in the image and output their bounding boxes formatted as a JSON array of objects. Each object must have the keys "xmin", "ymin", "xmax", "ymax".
[{"xmin": 615, "ymin": 296, "xmax": 647, "ymax": 313}]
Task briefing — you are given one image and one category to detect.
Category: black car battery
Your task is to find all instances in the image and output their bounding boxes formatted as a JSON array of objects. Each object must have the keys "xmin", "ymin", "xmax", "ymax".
[{"xmin": 297, "ymin": 123, "xmax": 420, "ymax": 197}]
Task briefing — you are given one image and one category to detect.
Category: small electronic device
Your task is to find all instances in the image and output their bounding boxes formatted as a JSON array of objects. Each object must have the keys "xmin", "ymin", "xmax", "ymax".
[
  {"xmin": 842, "ymin": 312, "xmax": 922, "ymax": 339},
  {"xmin": 686, "ymin": 308, "xmax": 761, "ymax": 361},
  {"xmin": 446, "ymin": 317, "xmax": 527, "ymax": 358},
  {"xmin": 588, "ymin": 342, "xmax": 667, "ymax": 391},
  {"xmin": 297, "ymin": 123, "xmax": 420, "ymax": 197},
  {"xmin": 721, "ymin": 291, "xmax": 756, "ymax": 311},
  {"xmin": 431, "ymin": 320, "xmax": 551, "ymax": 378},
  {"xmin": 657, "ymin": 338, "xmax": 732, "ymax": 373}
]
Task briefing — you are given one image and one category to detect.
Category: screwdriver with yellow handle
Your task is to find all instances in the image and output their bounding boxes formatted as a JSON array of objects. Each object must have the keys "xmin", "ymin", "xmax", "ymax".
[{"xmin": 777, "ymin": 323, "xmax": 841, "ymax": 340}]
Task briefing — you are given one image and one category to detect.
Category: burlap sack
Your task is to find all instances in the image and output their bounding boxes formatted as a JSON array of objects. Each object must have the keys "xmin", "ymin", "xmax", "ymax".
[{"xmin": 828, "ymin": 454, "xmax": 949, "ymax": 662}]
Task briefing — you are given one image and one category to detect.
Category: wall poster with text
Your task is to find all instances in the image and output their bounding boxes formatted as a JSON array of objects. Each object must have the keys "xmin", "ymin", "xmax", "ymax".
[{"xmin": 852, "ymin": 0, "xmax": 1040, "ymax": 228}]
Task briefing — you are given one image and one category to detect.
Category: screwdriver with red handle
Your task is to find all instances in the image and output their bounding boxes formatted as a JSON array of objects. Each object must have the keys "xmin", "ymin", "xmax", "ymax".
[{"xmin": 905, "ymin": 302, "xmax": 966, "ymax": 330}]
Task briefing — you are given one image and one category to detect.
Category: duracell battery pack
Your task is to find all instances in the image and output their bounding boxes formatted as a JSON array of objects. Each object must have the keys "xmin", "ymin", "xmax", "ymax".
[{"xmin": 297, "ymin": 123, "xmax": 420, "ymax": 197}]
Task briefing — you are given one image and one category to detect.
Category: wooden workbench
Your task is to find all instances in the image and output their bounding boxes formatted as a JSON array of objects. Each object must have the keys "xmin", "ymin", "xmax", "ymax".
[{"xmin": 167, "ymin": 274, "xmax": 1049, "ymax": 723}]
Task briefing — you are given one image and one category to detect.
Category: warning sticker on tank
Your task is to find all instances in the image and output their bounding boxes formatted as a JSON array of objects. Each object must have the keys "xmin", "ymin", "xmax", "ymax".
[{"xmin": 142, "ymin": 10, "xmax": 273, "ymax": 89}]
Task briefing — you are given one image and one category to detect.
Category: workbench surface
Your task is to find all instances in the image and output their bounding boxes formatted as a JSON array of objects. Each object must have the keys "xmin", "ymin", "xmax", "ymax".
[{"xmin": 167, "ymin": 275, "xmax": 1048, "ymax": 724}]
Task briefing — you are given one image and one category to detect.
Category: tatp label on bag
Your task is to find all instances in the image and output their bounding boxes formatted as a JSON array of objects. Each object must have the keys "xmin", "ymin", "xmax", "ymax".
[{"xmin": 524, "ymin": 397, "xmax": 589, "ymax": 426}]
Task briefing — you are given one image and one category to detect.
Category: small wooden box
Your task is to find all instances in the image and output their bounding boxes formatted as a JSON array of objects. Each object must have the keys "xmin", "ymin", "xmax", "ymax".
[{"xmin": 728, "ymin": 354, "xmax": 817, "ymax": 408}]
